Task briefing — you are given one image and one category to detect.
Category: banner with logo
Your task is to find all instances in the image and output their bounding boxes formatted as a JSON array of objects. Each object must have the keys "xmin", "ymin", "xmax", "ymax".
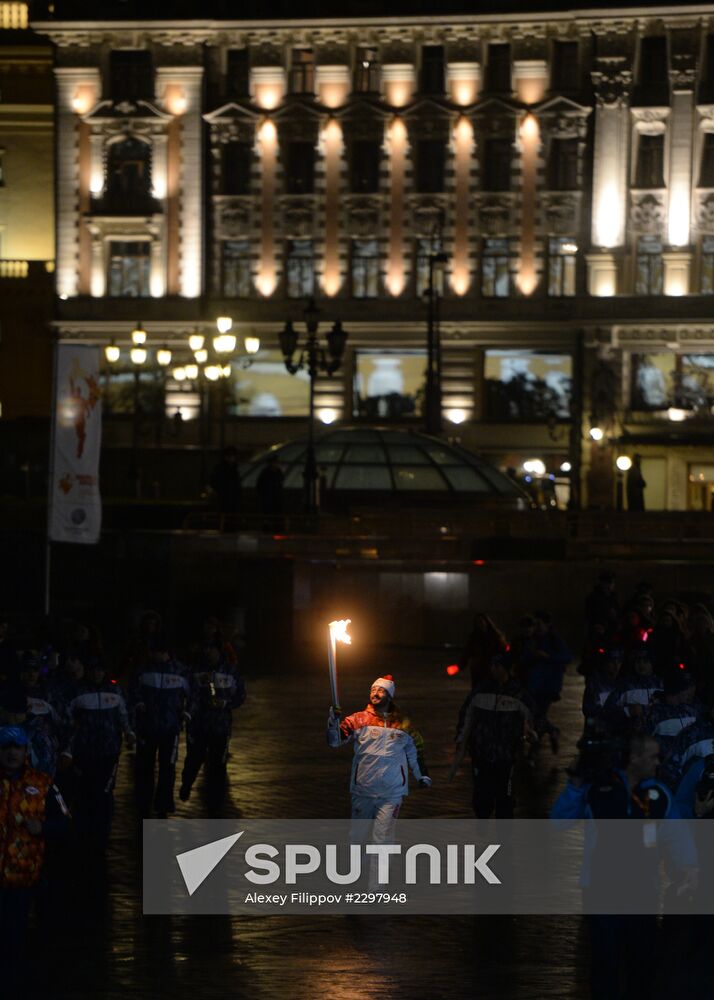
[{"xmin": 48, "ymin": 344, "xmax": 102, "ymax": 544}]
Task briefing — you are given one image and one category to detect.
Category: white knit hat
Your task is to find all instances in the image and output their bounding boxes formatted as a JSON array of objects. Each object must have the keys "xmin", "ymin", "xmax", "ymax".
[{"xmin": 371, "ymin": 675, "xmax": 395, "ymax": 699}]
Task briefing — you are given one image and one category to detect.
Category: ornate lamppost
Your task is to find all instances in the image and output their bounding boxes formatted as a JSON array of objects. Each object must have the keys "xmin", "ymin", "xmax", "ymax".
[{"xmin": 278, "ymin": 298, "xmax": 348, "ymax": 513}]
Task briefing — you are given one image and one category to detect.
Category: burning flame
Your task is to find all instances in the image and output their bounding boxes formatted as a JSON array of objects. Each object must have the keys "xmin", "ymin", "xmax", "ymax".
[{"xmin": 328, "ymin": 619, "xmax": 352, "ymax": 645}]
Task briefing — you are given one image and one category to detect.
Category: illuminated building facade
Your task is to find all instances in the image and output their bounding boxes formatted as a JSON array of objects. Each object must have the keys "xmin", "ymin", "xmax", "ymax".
[{"xmin": 29, "ymin": 2, "xmax": 714, "ymax": 508}]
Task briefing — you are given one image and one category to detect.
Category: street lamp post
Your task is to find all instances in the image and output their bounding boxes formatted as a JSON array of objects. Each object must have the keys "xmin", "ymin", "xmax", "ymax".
[
  {"xmin": 279, "ymin": 298, "xmax": 348, "ymax": 513},
  {"xmin": 424, "ymin": 249, "xmax": 448, "ymax": 436}
]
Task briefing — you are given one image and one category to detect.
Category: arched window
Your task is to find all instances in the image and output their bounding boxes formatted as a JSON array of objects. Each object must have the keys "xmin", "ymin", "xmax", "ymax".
[{"xmin": 106, "ymin": 136, "xmax": 152, "ymax": 201}]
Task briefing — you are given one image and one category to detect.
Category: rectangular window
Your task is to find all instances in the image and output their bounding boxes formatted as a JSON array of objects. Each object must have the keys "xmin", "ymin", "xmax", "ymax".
[
  {"xmin": 700, "ymin": 35, "xmax": 714, "ymax": 101},
  {"xmin": 548, "ymin": 238, "xmax": 577, "ymax": 296},
  {"xmin": 484, "ymin": 349, "xmax": 572, "ymax": 420},
  {"xmin": 286, "ymin": 239, "xmax": 314, "ymax": 298},
  {"xmin": 289, "ymin": 49, "xmax": 315, "ymax": 95},
  {"xmin": 222, "ymin": 240, "xmax": 252, "ymax": 297},
  {"xmin": 415, "ymin": 139, "xmax": 445, "ymax": 193},
  {"xmin": 420, "ymin": 45, "xmax": 445, "ymax": 94},
  {"xmin": 351, "ymin": 239, "xmax": 379, "ymax": 298},
  {"xmin": 482, "ymin": 138, "xmax": 512, "ymax": 191},
  {"xmin": 481, "ymin": 238, "xmax": 511, "ymax": 297},
  {"xmin": 231, "ymin": 350, "xmax": 310, "ymax": 417},
  {"xmin": 632, "ymin": 353, "xmax": 714, "ymax": 411},
  {"xmin": 109, "ymin": 50, "xmax": 153, "ymax": 102},
  {"xmin": 639, "ymin": 36, "xmax": 668, "ymax": 85},
  {"xmin": 226, "ymin": 49, "xmax": 250, "ymax": 99},
  {"xmin": 285, "ymin": 141, "xmax": 314, "ymax": 194},
  {"xmin": 485, "ymin": 44, "xmax": 512, "ymax": 93},
  {"xmin": 353, "ymin": 350, "xmax": 426, "ymax": 419},
  {"xmin": 635, "ymin": 236, "xmax": 663, "ymax": 295},
  {"xmin": 354, "ymin": 47, "xmax": 379, "ymax": 93},
  {"xmin": 551, "ymin": 41, "xmax": 579, "ymax": 92},
  {"xmin": 107, "ymin": 241, "xmax": 151, "ymax": 297},
  {"xmin": 635, "ymin": 134, "xmax": 665, "ymax": 188},
  {"xmin": 700, "ymin": 133, "xmax": 714, "ymax": 187},
  {"xmin": 415, "ymin": 238, "xmax": 445, "ymax": 298},
  {"xmin": 103, "ymin": 370, "xmax": 163, "ymax": 416},
  {"xmin": 350, "ymin": 140, "xmax": 381, "ymax": 193},
  {"xmin": 634, "ymin": 36, "xmax": 669, "ymax": 106},
  {"xmin": 547, "ymin": 138, "xmax": 579, "ymax": 190},
  {"xmin": 222, "ymin": 141, "xmax": 252, "ymax": 195}
]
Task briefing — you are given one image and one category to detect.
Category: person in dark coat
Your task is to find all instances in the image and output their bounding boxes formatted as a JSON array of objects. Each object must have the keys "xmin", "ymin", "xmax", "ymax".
[
  {"xmin": 626, "ymin": 454, "xmax": 646, "ymax": 512},
  {"xmin": 256, "ymin": 454, "xmax": 285, "ymax": 517},
  {"xmin": 456, "ymin": 613, "xmax": 508, "ymax": 687},
  {"xmin": 210, "ymin": 446, "xmax": 241, "ymax": 515}
]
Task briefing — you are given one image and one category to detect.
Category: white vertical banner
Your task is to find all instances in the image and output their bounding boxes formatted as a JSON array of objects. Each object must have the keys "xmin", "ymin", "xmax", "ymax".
[{"xmin": 48, "ymin": 344, "xmax": 102, "ymax": 544}]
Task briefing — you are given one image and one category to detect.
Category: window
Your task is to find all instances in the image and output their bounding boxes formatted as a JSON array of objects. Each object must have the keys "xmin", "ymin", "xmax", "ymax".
[
  {"xmin": 351, "ymin": 239, "xmax": 379, "ymax": 298},
  {"xmin": 700, "ymin": 35, "xmax": 714, "ymax": 101},
  {"xmin": 109, "ymin": 50, "xmax": 153, "ymax": 102},
  {"xmin": 631, "ymin": 352, "xmax": 714, "ymax": 411},
  {"xmin": 350, "ymin": 140, "xmax": 380, "ymax": 193},
  {"xmin": 230, "ymin": 350, "xmax": 310, "ymax": 416},
  {"xmin": 702, "ymin": 236, "xmax": 714, "ymax": 293},
  {"xmin": 354, "ymin": 47, "xmax": 379, "ymax": 93},
  {"xmin": 485, "ymin": 44, "xmax": 512, "ymax": 93},
  {"xmin": 222, "ymin": 240, "xmax": 252, "ymax": 297},
  {"xmin": 286, "ymin": 239, "xmax": 314, "ymax": 298},
  {"xmin": 102, "ymin": 370, "xmax": 163, "ymax": 416},
  {"xmin": 482, "ymin": 138, "xmax": 512, "ymax": 191},
  {"xmin": 551, "ymin": 41, "xmax": 579, "ymax": 92},
  {"xmin": 639, "ymin": 36, "xmax": 668, "ymax": 85},
  {"xmin": 289, "ymin": 49, "xmax": 315, "ymax": 95},
  {"xmin": 634, "ymin": 36, "xmax": 669, "ymax": 106},
  {"xmin": 107, "ymin": 241, "xmax": 151, "ymax": 297},
  {"xmin": 420, "ymin": 45, "xmax": 445, "ymax": 94},
  {"xmin": 700, "ymin": 133, "xmax": 714, "ymax": 187},
  {"xmin": 415, "ymin": 238, "xmax": 445, "ymax": 297},
  {"xmin": 548, "ymin": 238, "xmax": 577, "ymax": 296},
  {"xmin": 484, "ymin": 349, "xmax": 572, "ymax": 420},
  {"xmin": 415, "ymin": 139, "xmax": 445, "ymax": 193},
  {"xmin": 353, "ymin": 351, "xmax": 426, "ymax": 419},
  {"xmin": 285, "ymin": 141, "xmax": 314, "ymax": 194},
  {"xmin": 547, "ymin": 138, "xmax": 579, "ymax": 190},
  {"xmin": 106, "ymin": 136, "xmax": 152, "ymax": 201},
  {"xmin": 635, "ymin": 236, "xmax": 663, "ymax": 295},
  {"xmin": 481, "ymin": 238, "xmax": 511, "ymax": 297},
  {"xmin": 226, "ymin": 49, "xmax": 250, "ymax": 99},
  {"xmin": 222, "ymin": 141, "xmax": 252, "ymax": 195},
  {"xmin": 635, "ymin": 134, "xmax": 665, "ymax": 188}
]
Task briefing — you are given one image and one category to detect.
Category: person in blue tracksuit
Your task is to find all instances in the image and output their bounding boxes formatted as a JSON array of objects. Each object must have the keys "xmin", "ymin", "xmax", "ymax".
[
  {"xmin": 454, "ymin": 654, "xmax": 535, "ymax": 818},
  {"xmin": 643, "ymin": 671, "xmax": 703, "ymax": 758},
  {"xmin": 20, "ymin": 652, "xmax": 62, "ymax": 779},
  {"xmin": 179, "ymin": 643, "xmax": 246, "ymax": 810},
  {"xmin": 582, "ymin": 649, "xmax": 624, "ymax": 720},
  {"xmin": 131, "ymin": 638, "xmax": 190, "ymax": 818},
  {"xmin": 523, "ymin": 611, "xmax": 571, "ymax": 753},
  {"xmin": 601, "ymin": 645, "xmax": 663, "ymax": 728},
  {"xmin": 551, "ymin": 733, "xmax": 696, "ymax": 1000},
  {"xmin": 660, "ymin": 706, "xmax": 714, "ymax": 793},
  {"xmin": 66, "ymin": 658, "xmax": 134, "ymax": 844}
]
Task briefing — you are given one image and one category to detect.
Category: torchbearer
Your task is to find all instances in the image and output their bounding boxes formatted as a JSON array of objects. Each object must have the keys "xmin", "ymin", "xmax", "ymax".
[{"xmin": 327, "ymin": 673, "xmax": 431, "ymax": 851}]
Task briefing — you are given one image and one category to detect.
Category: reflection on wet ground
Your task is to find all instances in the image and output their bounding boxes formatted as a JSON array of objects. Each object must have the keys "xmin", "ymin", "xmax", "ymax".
[{"xmin": 27, "ymin": 651, "xmax": 710, "ymax": 999}]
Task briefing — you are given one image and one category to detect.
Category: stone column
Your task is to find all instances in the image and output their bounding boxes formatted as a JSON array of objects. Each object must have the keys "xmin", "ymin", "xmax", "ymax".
[
  {"xmin": 54, "ymin": 68, "xmax": 100, "ymax": 298},
  {"xmin": 589, "ymin": 60, "xmax": 632, "ymax": 265}
]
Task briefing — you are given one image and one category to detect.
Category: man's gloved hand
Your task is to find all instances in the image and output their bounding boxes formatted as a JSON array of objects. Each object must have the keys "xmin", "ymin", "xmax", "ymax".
[
  {"xmin": 419, "ymin": 777, "xmax": 432, "ymax": 788},
  {"xmin": 327, "ymin": 706, "xmax": 341, "ymax": 727}
]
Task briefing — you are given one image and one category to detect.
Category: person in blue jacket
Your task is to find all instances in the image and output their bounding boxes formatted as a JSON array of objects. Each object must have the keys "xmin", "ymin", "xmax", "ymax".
[
  {"xmin": 524, "ymin": 610, "xmax": 571, "ymax": 753},
  {"xmin": 66, "ymin": 658, "xmax": 134, "ymax": 845},
  {"xmin": 551, "ymin": 733, "xmax": 696, "ymax": 1000},
  {"xmin": 131, "ymin": 637, "xmax": 190, "ymax": 818},
  {"xmin": 179, "ymin": 642, "xmax": 246, "ymax": 811}
]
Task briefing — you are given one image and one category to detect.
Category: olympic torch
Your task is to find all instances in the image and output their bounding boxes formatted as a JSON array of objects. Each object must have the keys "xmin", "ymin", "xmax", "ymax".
[{"xmin": 327, "ymin": 618, "xmax": 351, "ymax": 715}]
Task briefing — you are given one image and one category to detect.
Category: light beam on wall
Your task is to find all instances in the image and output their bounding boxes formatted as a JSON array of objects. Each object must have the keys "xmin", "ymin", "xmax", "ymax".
[
  {"xmin": 387, "ymin": 117, "xmax": 407, "ymax": 296},
  {"xmin": 668, "ymin": 189, "xmax": 690, "ymax": 247},
  {"xmin": 594, "ymin": 183, "xmax": 622, "ymax": 249}
]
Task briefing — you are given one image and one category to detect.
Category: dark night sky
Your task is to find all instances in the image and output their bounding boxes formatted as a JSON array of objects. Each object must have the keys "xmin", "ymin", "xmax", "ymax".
[{"xmin": 42, "ymin": 0, "xmax": 701, "ymax": 20}]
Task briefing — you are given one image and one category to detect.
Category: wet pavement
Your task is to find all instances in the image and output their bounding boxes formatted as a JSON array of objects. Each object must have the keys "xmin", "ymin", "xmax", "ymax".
[{"xmin": 25, "ymin": 649, "xmax": 704, "ymax": 999}]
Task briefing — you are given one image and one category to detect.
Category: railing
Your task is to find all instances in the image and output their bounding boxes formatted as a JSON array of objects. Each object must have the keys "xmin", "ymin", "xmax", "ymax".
[
  {"xmin": 0, "ymin": 259, "xmax": 55, "ymax": 279},
  {"xmin": 0, "ymin": 2, "xmax": 28, "ymax": 29}
]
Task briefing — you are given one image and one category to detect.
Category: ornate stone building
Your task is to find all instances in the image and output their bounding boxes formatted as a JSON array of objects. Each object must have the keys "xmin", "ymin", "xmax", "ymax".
[{"xmin": 32, "ymin": 2, "xmax": 714, "ymax": 508}]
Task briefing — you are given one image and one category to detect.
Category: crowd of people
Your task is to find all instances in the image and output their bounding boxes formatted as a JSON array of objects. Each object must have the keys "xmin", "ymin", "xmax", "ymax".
[
  {"xmin": 0, "ymin": 611, "xmax": 247, "ymax": 991},
  {"xmin": 4, "ymin": 573, "xmax": 714, "ymax": 998}
]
